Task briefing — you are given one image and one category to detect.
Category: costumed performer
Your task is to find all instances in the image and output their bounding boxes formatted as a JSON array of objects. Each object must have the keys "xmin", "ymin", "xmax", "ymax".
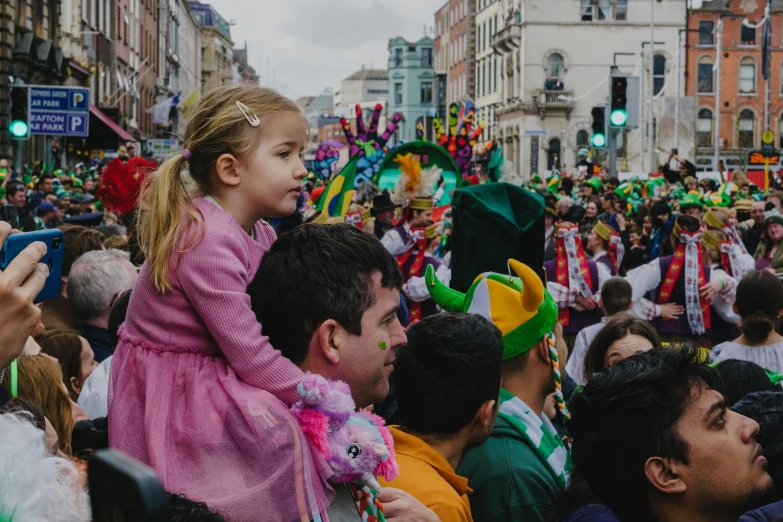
[
  {"xmin": 626, "ymin": 215, "xmax": 738, "ymax": 347},
  {"xmin": 703, "ymin": 208, "xmax": 754, "ymax": 280},
  {"xmin": 545, "ymin": 221, "xmax": 606, "ymax": 347},
  {"xmin": 382, "ymin": 153, "xmax": 450, "ymax": 322}
]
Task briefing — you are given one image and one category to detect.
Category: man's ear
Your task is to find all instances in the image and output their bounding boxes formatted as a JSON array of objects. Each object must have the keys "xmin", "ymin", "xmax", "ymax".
[
  {"xmin": 627, "ymin": 299, "xmax": 634, "ymax": 311},
  {"xmin": 69, "ymin": 376, "xmax": 82, "ymax": 396},
  {"xmin": 215, "ymin": 154, "xmax": 242, "ymax": 187},
  {"xmin": 534, "ymin": 336, "xmax": 551, "ymax": 365},
  {"xmin": 645, "ymin": 456, "xmax": 687, "ymax": 495},
  {"xmin": 474, "ymin": 399, "xmax": 496, "ymax": 430},
  {"xmin": 313, "ymin": 319, "xmax": 342, "ymax": 365}
]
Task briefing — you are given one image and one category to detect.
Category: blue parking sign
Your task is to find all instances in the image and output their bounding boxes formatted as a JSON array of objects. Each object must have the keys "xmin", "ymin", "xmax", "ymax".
[{"xmin": 29, "ymin": 86, "xmax": 90, "ymax": 137}]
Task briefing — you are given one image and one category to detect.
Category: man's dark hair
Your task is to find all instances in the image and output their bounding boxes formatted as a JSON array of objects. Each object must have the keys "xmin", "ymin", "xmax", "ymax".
[
  {"xmin": 568, "ymin": 345, "xmax": 720, "ymax": 522},
  {"xmin": 108, "ymin": 289, "xmax": 133, "ymax": 351},
  {"xmin": 394, "ymin": 313, "xmax": 503, "ymax": 436},
  {"xmin": 167, "ymin": 493, "xmax": 228, "ymax": 522},
  {"xmin": 608, "ymin": 177, "xmax": 620, "ymax": 187},
  {"xmin": 650, "ymin": 201, "xmax": 671, "ymax": 218},
  {"xmin": 6, "ymin": 184, "xmax": 25, "ymax": 199},
  {"xmin": 249, "ymin": 223, "xmax": 403, "ymax": 365},
  {"xmin": 714, "ymin": 360, "xmax": 779, "ymax": 407},
  {"xmin": 601, "ymin": 277, "xmax": 633, "ymax": 316}
]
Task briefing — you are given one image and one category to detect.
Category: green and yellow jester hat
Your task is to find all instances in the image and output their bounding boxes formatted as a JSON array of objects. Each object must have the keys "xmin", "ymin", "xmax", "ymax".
[{"xmin": 425, "ymin": 259, "xmax": 570, "ymax": 419}]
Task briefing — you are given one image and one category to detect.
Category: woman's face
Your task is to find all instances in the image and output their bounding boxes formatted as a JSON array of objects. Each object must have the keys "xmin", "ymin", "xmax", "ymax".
[
  {"xmin": 768, "ymin": 223, "xmax": 783, "ymax": 243},
  {"xmin": 78, "ymin": 337, "xmax": 99, "ymax": 384},
  {"xmin": 604, "ymin": 334, "xmax": 655, "ymax": 368},
  {"xmin": 585, "ymin": 202, "xmax": 598, "ymax": 218}
]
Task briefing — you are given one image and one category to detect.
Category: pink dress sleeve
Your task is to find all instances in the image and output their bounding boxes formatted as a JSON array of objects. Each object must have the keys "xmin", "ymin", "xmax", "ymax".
[{"xmin": 178, "ymin": 230, "xmax": 303, "ymax": 406}]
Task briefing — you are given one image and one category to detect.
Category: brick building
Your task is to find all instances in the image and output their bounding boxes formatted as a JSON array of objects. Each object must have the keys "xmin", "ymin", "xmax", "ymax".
[
  {"xmin": 686, "ymin": 0, "xmax": 783, "ymax": 170},
  {"xmin": 434, "ymin": 0, "xmax": 475, "ymax": 107}
]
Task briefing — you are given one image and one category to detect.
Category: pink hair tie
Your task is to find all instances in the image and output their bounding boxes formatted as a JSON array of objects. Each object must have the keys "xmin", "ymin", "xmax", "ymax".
[{"xmin": 182, "ymin": 149, "xmax": 191, "ymax": 160}]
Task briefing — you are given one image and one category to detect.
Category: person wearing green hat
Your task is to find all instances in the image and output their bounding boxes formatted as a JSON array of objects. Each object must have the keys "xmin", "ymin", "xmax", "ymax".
[
  {"xmin": 582, "ymin": 177, "xmax": 602, "ymax": 199},
  {"xmin": 679, "ymin": 193, "xmax": 704, "ymax": 218},
  {"xmin": 426, "ymin": 260, "xmax": 572, "ymax": 522},
  {"xmin": 755, "ymin": 214, "xmax": 783, "ymax": 275}
]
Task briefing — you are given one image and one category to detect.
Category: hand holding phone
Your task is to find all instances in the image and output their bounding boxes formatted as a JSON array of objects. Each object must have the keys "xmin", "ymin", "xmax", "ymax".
[
  {"xmin": 0, "ymin": 228, "xmax": 62, "ymax": 303},
  {"xmin": 0, "ymin": 222, "xmax": 48, "ymax": 369}
]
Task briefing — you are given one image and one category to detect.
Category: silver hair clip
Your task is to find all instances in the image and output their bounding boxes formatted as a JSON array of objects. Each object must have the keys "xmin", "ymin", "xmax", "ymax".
[{"xmin": 236, "ymin": 101, "xmax": 260, "ymax": 127}]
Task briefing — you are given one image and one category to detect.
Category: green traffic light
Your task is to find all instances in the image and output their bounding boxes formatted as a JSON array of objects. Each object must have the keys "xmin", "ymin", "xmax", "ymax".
[
  {"xmin": 610, "ymin": 110, "xmax": 628, "ymax": 126},
  {"xmin": 591, "ymin": 134, "xmax": 606, "ymax": 147},
  {"xmin": 9, "ymin": 120, "xmax": 28, "ymax": 137}
]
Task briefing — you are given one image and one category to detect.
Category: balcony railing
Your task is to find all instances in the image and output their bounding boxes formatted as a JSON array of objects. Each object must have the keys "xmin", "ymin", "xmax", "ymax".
[
  {"xmin": 491, "ymin": 23, "xmax": 521, "ymax": 54},
  {"xmin": 538, "ymin": 90, "xmax": 573, "ymax": 106}
]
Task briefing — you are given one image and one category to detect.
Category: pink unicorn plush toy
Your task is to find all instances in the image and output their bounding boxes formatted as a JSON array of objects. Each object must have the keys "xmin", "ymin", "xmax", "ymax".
[{"xmin": 291, "ymin": 372, "xmax": 399, "ymax": 491}]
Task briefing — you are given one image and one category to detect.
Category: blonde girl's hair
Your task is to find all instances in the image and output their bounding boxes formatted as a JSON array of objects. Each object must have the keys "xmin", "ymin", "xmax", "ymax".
[
  {"xmin": 138, "ymin": 84, "xmax": 305, "ymax": 291},
  {"xmin": 4, "ymin": 354, "xmax": 76, "ymax": 455}
]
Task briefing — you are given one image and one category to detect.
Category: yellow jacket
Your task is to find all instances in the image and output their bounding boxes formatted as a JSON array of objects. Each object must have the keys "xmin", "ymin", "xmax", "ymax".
[{"xmin": 380, "ymin": 427, "xmax": 474, "ymax": 522}]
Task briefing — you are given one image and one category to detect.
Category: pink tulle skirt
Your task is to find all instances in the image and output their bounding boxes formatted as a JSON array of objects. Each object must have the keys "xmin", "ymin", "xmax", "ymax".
[{"xmin": 108, "ymin": 328, "xmax": 333, "ymax": 521}]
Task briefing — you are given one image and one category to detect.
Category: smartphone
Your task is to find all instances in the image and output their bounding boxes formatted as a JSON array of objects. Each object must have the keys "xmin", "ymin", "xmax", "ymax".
[
  {"xmin": 88, "ymin": 450, "xmax": 169, "ymax": 522},
  {"xmin": 0, "ymin": 228, "xmax": 63, "ymax": 303},
  {"xmin": 671, "ymin": 148, "xmax": 678, "ymax": 155},
  {"xmin": 0, "ymin": 204, "xmax": 19, "ymax": 230}
]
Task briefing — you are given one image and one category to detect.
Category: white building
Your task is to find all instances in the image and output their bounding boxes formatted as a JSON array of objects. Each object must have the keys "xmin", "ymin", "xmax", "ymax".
[
  {"xmin": 333, "ymin": 68, "xmax": 389, "ymax": 109},
  {"xmin": 475, "ymin": 0, "xmax": 501, "ymax": 142},
  {"xmin": 492, "ymin": 0, "xmax": 689, "ymax": 178}
]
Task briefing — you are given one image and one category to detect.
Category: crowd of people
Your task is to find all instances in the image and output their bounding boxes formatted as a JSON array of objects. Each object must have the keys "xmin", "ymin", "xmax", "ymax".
[{"xmin": 5, "ymin": 83, "xmax": 783, "ymax": 522}]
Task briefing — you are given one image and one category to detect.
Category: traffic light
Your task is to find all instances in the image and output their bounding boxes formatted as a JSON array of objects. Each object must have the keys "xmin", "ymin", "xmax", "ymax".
[
  {"xmin": 591, "ymin": 106, "xmax": 607, "ymax": 148},
  {"xmin": 8, "ymin": 86, "xmax": 29, "ymax": 139},
  {"xmin": 610, "ymin": 75, "xmax": 628, "ymax": 127}
]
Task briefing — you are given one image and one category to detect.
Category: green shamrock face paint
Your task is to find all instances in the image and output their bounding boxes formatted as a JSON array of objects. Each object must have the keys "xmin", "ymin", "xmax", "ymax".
[{"xmin": 378, "ymin": 342, "xmax": 387, "ymax": 351}]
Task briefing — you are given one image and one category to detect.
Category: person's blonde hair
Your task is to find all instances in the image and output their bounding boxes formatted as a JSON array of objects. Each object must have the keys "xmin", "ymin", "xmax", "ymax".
[
  {"xmin": 2, "ymin": 355, "xmax": 75, "ymax": 454},
  {"xmin": 138, "ymin": 84, "xmax": 305, "ymax": 291}
]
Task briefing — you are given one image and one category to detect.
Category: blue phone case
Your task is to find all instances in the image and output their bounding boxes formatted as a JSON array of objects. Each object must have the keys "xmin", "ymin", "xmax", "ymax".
[{"xmin": 0, "ymin": 229, "xmax": 64, "ymax": 303}]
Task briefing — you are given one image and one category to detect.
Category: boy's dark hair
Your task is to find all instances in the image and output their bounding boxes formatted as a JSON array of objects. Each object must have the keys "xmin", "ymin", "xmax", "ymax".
[
  {"xmin": 714, "ymin": 359, "xmax": 779, "ymax": 406},
  {"xmin": 249, "ymin": 224, "xmax": 403, "ymax": 365},
  {"xmin": 108, "ymin": 289, "xmax": 133, "ymax": 351},
  {"xmin": 600, "ymin": 277, "xmax": 632, "ymax": 316},
  {"xmin": 568, "ymin": 345, "xmax": 720, "ymax": 522},
  {"xmin": 394, "ymin": 313, "xmax": 503, "ymax": 436}
]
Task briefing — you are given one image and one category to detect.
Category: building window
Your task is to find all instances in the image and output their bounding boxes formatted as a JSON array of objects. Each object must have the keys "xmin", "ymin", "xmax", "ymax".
[
  {"xmin": 576, "ymin": 130, "xmax": 589, "ymax": 149},
  {"xmin": 547, "ymin": 53, "xmax": 564, "ymax": 80},
  {"xmin": 421, "ymin": 82, "xmax": 432, "ymax": 105},
  {"xmin": 741, "ymin": 24, "xmax": 756, "ymax": 45},
  {"xmin": 395, "ymin": 83, "xmax": 403, "ymax": 104},
  {"xmin": 696, "ymin": 108, "xmax": 713, "ymax": 148},
  {"xmin": 494, "ymin": 55, "xmax": 497, "ymax": 91},
  {"xmin": 739, "ymin": 59, "xmax": 756, "ymax": 94},
  {"xmin": 698, "ymin": 21, "xmax": 714, "ymax": 45},
  {"xmin": 738, "ymin": 109, "xmax": 755, "ymax": 148},
  {"xmin": 395, "ymin": 48, "xmax": 403, "ymax": 67},
  {"xmin": 482, "ymin": 60, "xmax": 487, "ymax": 95},
  {"xmin": 477, "ymin": 24, "xmax": 481, "ymax": 53},
  {"xmin": 422, "ymin": 48, "xmax": 433, "ymax": 67},
  {"xmin": 581, "ymin": 0, "xmax": 611, "ymax": 21},
  {"xmin": 653, "ymin": 54, "xmax": 666, "ymax": 95},
  {"xmin": 697, "ymin": 58, "xmax": 714, "ymax": 93},
  {"xmin": 615, "ymin": 0, "xmax": 627, "ymax": 21}
]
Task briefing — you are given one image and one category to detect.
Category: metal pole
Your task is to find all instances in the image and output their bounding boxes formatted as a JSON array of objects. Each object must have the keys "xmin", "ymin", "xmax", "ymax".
[
  {"xmin": 640, "ymin": 49, "xmax": 645, "ymax": 173},
  {"xmin": 765, "ymin": 1, "xmax": 771, "ymax": 131},
  {"xmin": 13, "ymin": 140, "xmax": 21, "ymax": 176},
  {"xmin": 714, "ymin": 19, "xmax": 722, "ymax": 171},
  {"xmin": 609, "ymin": 128, "xmax": 617, "ymax": 179},
  {"xmin": 648, "ymin": 0, "xmax": 655, "ymax": 172},
  {"xmin": 45, "ymin": 136, "xmax": 52, "ymax": 176},
  {"xmin": 675, "ymin": 30, "xmax": 682, "ymax": 151}
]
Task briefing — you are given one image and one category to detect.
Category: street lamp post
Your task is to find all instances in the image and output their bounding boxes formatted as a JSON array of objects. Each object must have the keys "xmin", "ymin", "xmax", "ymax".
[
  {"xmin": 648, "ymin": 0, "xmax": 655, "ymax": 173},
  {"xmin": 713, "ymin": 18, "xmax": 723, "ymax": 171}
]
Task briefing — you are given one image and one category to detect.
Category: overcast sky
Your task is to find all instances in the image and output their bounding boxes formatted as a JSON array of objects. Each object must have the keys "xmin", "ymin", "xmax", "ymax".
[{"xmin": 206, "ymin": 0, "xmax": 446, "ymax": 100}]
